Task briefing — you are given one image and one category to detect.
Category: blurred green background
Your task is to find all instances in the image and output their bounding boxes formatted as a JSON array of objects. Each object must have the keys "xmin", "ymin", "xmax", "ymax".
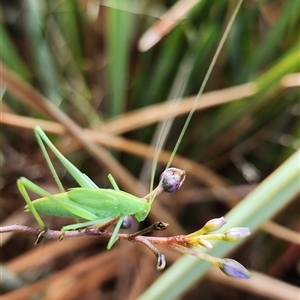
[{"xmin": 1, "ymin": 0, "xmax": 299, "ymax": 299}]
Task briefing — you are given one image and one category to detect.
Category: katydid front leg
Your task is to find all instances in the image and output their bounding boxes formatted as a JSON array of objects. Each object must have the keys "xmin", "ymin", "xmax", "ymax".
[{"xmin": 17, "ymin": 178, "xmax": 48, "ymax": 243}]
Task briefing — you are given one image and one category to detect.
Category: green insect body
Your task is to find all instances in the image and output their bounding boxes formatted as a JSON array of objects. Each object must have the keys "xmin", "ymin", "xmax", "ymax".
[
  {"xmin": 26, "ymin": 188, "xmax": 150, "ymax": 222},
  {"xmin": 18, "ymin": 126, "xmax": 153, "ymax": 249}
]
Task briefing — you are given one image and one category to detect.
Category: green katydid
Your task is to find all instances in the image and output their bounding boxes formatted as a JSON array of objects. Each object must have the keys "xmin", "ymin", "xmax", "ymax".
[{"xmin": 18, "ymin": 126, "xmax": 186, "ymax": 249}]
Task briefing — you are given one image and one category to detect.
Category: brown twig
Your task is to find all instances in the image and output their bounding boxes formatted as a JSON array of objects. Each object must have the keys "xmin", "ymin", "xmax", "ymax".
[
  {"xmin": 0, "ymin": 223, "xmax": 172, "ymax": 269},
  {"xmin": 0, "ymin": 217, "xmax": 253, "ymax": 279},
  {"xmin": 0, "ymin": 224, "xmax": 174, "ymax": 244}
]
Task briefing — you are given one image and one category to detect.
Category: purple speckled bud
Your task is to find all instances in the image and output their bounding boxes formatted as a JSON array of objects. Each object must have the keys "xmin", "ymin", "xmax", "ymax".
[
  {"xmin": 121, "ymin": 215, "xmax": 133, "ymax": 229},
  {"xmin": 159, "ymin": 167, "xmax": 186, "ymax": 193}
]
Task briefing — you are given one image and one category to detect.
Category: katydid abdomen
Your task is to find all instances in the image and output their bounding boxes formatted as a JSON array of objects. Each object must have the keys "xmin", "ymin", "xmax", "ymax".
[{"xmin": 25, "ymin": 194, "xmax": 79, "ymax": 219}]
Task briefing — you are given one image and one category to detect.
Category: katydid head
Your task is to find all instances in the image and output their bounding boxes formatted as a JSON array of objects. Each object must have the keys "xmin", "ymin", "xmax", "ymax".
[{"xmin": 134, "ymin": 200, "xmax": 151, "ymax": 222}]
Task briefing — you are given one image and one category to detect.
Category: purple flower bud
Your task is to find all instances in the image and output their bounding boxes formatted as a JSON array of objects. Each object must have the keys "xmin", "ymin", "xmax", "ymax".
[
  {"xmin": 159, "ymin": 168, "xmax": 186, "ymax": 193},
  {"xmin": 121, "ymin": 216, "xmax": 133, "ymax": 229},
  {"xmin": 224, "ymin": 227, "xmax": 251, "ymax": 241},
  {"xmin": 220, "ymin": 259, "xmax": 251, "ymax": 279}
]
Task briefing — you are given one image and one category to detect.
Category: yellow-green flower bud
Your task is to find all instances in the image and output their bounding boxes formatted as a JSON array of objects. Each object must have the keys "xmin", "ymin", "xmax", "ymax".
[{"xmin": 202, "ymin": 217, "xmax": 227, "ymax": 233}]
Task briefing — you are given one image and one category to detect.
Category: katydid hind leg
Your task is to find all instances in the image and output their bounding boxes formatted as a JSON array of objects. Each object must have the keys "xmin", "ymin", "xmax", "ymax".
[
  {"xmin": 34, "ymin": 126, "xmax": 98, "ymax": 189},
  {"xmin": 18, "ymin": 177, "xmax": 101, "ymax": 227},
  {"xmin": 34, "ymin": 127, "xmax": 65, "ymax": 193}
]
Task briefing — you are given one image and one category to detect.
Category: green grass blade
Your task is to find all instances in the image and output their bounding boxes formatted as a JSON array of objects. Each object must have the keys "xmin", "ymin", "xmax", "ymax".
[
  {"xmin": 24, "ymin": 0, "xmax": 61, "ymax": 103},
  {"xmin": 105, "ymin": 0, "xmax": 134, "ymax": 116},
  {"xmin": 240, "ymin": 0, "xmax": 299, "ymax": 81},
  {"xmin": 0, "ymin": 22, "xmax": 31, "ymax": 80},
  {"xmin": 49, "ymin": 0, "xmax": 83, "ymax": 68}
]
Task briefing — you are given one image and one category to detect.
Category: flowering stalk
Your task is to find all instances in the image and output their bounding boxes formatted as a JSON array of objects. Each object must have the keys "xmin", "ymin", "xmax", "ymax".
[
  {"xmin": 139, "ymin": 217, "xmax": 251, "ymax": 279},
  {"xmin": 164, "ymin": 217, "xmax": 251, "ymax": 278},
  {"xmin": 142, "ymin": 171, "xmax": 251, "ymax": 278}
]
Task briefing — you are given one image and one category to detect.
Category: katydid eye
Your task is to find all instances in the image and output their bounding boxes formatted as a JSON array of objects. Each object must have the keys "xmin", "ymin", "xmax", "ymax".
[{"xmin": 160, "ymin": 167, "xmax": 186, "ymax": 193}]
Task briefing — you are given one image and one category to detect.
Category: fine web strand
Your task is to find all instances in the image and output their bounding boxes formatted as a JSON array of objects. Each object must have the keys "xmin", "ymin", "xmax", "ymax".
[
  {"xmin": 163, "ymin": 0, "xmax": 244, "ymax": 171},
  {"xmin": 147, "ymin": 54, "xmax": 195, "ymax": 193}
]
